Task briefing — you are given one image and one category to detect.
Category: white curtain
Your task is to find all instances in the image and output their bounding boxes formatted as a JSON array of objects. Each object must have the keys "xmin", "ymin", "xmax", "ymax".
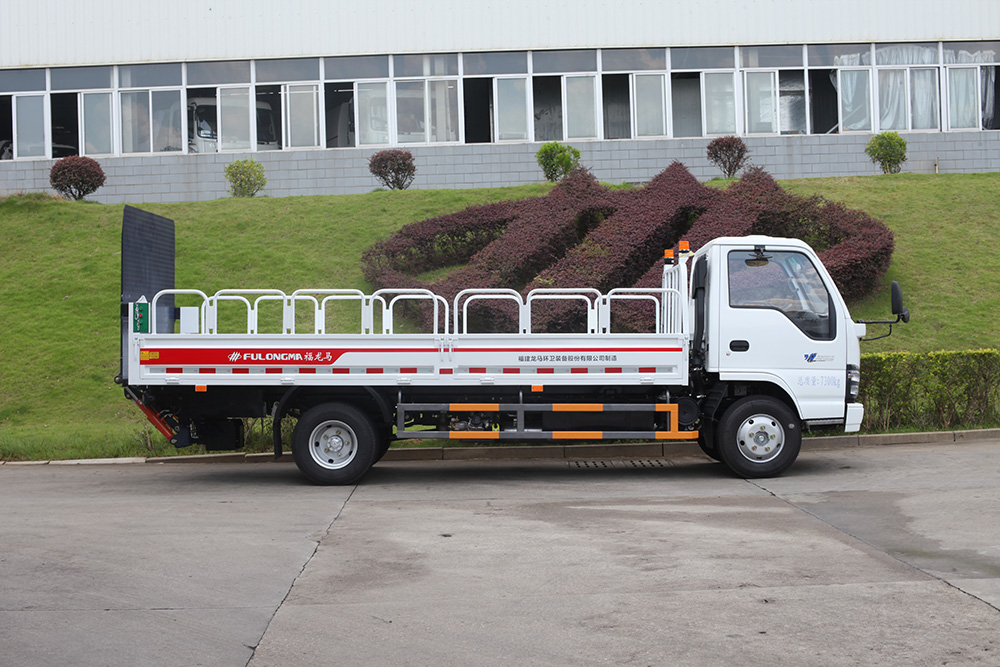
[{"xmin": 949, "ymin": 68, "xmax": 979, "ymax": 129}]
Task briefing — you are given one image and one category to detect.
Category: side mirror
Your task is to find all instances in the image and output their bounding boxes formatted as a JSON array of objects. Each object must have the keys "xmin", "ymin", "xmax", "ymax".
[
  {"xmin": 891, "ymin": 281, "xmax": 910, "ymax": 323},
  {"xmin": 857, "ymin": 280, "xmax": 910, "ymax": 340}
]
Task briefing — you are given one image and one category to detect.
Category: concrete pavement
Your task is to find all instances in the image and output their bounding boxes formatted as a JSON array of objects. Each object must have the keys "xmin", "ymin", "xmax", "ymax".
[{"xmin": 2, "ymin": 440, "xmax": 999, "ymax": 666}]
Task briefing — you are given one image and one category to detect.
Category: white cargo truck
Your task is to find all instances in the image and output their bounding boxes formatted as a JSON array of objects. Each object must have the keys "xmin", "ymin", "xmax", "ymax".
[{"xmin": 117, "ymin": 207, "xmax": 908, "ymax": 484}]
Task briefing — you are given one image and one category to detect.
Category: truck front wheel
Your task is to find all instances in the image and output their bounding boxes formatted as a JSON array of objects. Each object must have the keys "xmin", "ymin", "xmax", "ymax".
[
  {"xmin": 716, "ymin": 396, "xmax": 801, "ymax": 478},
  {"xmin": 292, "ymin": 403, "xmax": 378, "ymax": 485}
]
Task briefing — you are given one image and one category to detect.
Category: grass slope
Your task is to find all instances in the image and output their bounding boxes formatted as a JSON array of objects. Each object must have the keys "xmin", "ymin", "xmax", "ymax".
[{"xmin": 1, "ymin": 172, "xmax": 997, "ymax": 459}]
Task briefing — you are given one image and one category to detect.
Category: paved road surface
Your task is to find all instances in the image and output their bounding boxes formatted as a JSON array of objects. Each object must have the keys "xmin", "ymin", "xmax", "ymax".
[{"xmin": 1, "ymin": 441, "xmax": 998, "ymax": 666}]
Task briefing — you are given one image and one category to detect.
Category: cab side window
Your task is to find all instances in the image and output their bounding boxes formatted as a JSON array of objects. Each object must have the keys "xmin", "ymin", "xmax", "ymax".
[{"xmin": 728, "ymin": 250, "xmax": 835, "ymax": 340}]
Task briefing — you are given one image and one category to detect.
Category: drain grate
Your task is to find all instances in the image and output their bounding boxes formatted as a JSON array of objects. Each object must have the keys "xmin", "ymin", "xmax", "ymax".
[{"xmin": 570, "ymin": 459, "xmax": 670, "ymax": 469}]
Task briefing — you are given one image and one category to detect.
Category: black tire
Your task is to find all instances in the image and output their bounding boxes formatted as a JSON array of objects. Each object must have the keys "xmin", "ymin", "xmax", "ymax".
[
  {"xmin": 291, "ymin": 403, "xmax": 378, "ymax": 485},
  {"xmin": 697, "ymin": 420, "xmax": 722, "ymax": 462},
  {"xmin": 374, "ymin": 425, "xmax": 393, "ymax": 463},
  {"xmin": 716, "ymin": 396, "xmax": 801, "ymax": 478}
]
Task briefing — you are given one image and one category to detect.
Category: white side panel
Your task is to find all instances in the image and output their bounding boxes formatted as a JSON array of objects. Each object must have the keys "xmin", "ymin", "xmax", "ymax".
[{"xmin": 2, "ymin": 0, "xmax": 998, "ymax": 69}]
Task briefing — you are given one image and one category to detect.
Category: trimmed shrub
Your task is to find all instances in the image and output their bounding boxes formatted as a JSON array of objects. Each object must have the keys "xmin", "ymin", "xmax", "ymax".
[
  {"xmin": 49, "ymin": 155, "xmax": 106, "ymax": 200},
  {"xmin": 369, "ymin": 150, "xmax": 416, "ymax": 190},
  {"xmin": 536, "ymin": 141, "xmax": 581, "ymax": 182},
  {"xmin": 865, "ymin": 131, "xmax": 907, "ymax": 174},
  {"xmin": 525, "ymin": 162, "xmax": 715, "ymax": 331},
  {"xmin": 363, "ymin": 162, "xmax": 894, "ymax": 334},
  {"xmin": 861, "ymin": 350, "xmax": 1000, "ymax": 431},
  {"xmin": 224, "ymin": 158, "xmax": 267, "ymax": 197},
  {"xmin": 706, "ymin": 135, "xmax": 751, "ymax": 179}
]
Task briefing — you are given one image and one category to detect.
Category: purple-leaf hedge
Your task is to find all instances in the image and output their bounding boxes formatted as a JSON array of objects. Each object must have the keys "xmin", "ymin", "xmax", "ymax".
[{"xmin": 361, "ymin": 162, "xmax": 894, "ymax": 333}]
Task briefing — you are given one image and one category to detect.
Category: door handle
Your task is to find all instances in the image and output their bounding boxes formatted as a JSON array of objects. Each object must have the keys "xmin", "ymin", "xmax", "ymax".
[{"xmin": 729, "ymin": 340, "xmax": 750, "ymax": 352}]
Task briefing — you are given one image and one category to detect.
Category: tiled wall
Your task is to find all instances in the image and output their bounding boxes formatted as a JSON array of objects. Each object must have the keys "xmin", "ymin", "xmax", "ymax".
[{"xmin": 2, "ymin": 133, "xmax": 998, "ymax": 203}]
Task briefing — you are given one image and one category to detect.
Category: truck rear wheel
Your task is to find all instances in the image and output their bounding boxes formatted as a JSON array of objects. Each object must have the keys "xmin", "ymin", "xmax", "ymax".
[
  {"xmin": 716, "ymin": 396, "xmax": 801, "ymax": 478},
  {"xmin": 292, "ymin": 403, "xmax": 378, "ymax": 485}
]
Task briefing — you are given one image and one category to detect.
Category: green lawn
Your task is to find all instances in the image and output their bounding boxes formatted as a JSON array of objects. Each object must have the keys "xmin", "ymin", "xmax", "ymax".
[{"xmin": 1, "ymin": 172, "xmax": 997, "ymax": 460}]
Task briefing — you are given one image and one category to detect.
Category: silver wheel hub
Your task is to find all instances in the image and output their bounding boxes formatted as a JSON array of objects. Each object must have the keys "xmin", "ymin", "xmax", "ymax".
[
  {"xmin": 308, "ymin": 420, "xmax": 358, "ymax": 470},
  {"xmin": 735, "ymin": 413, "xmax": 784, "ymax": 464}
]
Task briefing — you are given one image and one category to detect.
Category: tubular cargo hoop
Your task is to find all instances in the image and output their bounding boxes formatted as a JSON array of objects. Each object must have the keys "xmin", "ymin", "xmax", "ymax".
[{"xmin": 126, "ymin": 259, "xmax": 699, "ymax": 442}]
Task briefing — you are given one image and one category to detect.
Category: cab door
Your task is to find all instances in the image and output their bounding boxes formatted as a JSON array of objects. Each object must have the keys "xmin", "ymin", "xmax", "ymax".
[{"xmin": 709, "ymin": 245, "xmax": 848, "ymax": 421}]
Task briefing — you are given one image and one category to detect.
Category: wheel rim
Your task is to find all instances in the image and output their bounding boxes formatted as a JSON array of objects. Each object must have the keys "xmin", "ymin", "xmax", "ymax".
[
  {"xmin": 308, "ymin": 420, "xmax": 358, "ymax": 470},
  {"xmin": 735, "ymin": 413, "xmax": 784, "ymax": 464}
]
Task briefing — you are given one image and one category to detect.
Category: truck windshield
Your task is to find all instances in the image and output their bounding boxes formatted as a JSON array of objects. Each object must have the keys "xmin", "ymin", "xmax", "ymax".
[{"xmin": 727, "ymin": 250, "xmax": 835, "ymax": 340}]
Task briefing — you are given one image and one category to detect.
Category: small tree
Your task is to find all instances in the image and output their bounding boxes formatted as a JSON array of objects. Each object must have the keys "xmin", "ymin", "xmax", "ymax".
[
  {"xmin": 706, "ymin": 136, "xmax": 750, "ymax": 179},
  {"xmin": 535, "ymin": 141, "xmax": 581, "ymax": 182},
  {"xmin": 865, "ymin": 131, "xmax": 907, "ymax": 174},
  {"xmin": 224, "ymin": 158, "xmax": 268, "ymax": 197},
  {"xmin": 368, "ymin": 150, "xmax": 416, "ymax": 190},
  {"xmin": 49, "ymin": 155, "xmax": 106, "ymax": 200}
]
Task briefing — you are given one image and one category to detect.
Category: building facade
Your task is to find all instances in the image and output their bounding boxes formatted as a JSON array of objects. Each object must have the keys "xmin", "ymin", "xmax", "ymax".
[{"xmin": 1, "ymin": 1, "xmax": 998, "ymax": 202}]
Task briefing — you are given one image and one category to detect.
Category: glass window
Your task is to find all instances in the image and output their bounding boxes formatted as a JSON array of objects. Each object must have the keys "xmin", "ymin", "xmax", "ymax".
[
  {"xmin": 779, "ymin": 71, "xmax": 807, "ymax": 134},
  {"xmin": 51, "ymin": 66, "xmax": 112, "ymax": 91},
  {"xmin": 808, "ymin": 44, "xmax": 870, "ymax": 67},
  {"xmin": 745, "ymin": 71, "xmax": 776, "ymax": 133},
  {"xmin": 602, "ymin": 48, "xmax": 665, "ymax": 71},
  {"xmin": 151, "ymin": 90, "xmax": 183, "ymax": 151},
  {"xmin": 672, "ymin": 47, "xmax": 734, "ymax": 70},
  {"xmin": 878, "ymin": 69, "xmax": 907, "ymax": 130},
  {"xmin": 943, "ymin": 41, "xmax": 1000, "ymax": 64},
  {"xmin": 325, "ymin": 82, "xmax": 355, "ymax": 147},
  {"xmin": 219, "ymin": 87, "xmax": 251, "ymax": 150},
  {"xmin": 496, "ymin": 78, "xmax": 528, "ymax": 140},
  {"xmin": 634, "ymin": 74, "xmax": 666, "ymax": 136},
  {"xmin": 428, "ymin": 80, "xmax": 458, "ymax": 142},
  {"xmin": 472, "ymin": 53, "xmax": 528, "ymax": 77},
  {"xmin": 911, "ymin": 68, "xmax": 939, "ymax": 130},
  {"xmin": 285, "ymin": 84, "xmax": 319, "ymax": 147},
  {"xmin": 121, "ymin": 91, "xmax": 150, "ymax": 153},
  {"xmin": 357, "ymin": 81, "xmax": 388, "ymax": 145},
  {"xmin": 533, "ymin": 50, "xmax": 597, "ymax": 73},
  {"xmin": 876, "ymin": 43, "xmax": 938, "ymax": 65},
  {"xmin": 256, "ymin": 58, "xmax": 319, "ymax": 83},
  {"xmin": 119, "ymin": 64, "xmax": 182, "ymax": 88},
  {"xmin": 0, "ymin": 69, "xmax": 45, "ymax": 93},
  {"xmin": 325, "ymin": 55, "xmax": 389, "ymax": 80},
  {"xmin": 728, "ymin": 250, "xmax": 834, "ymax": 340},
  {"xmin": 741, "ymin": 46, "xmax": 802, "ymax": 68},
  {"xmin": 840, "ymin": 70, "xmax": 872, "ymax": 131},
  {"xmin": 396, "ymin": 80, "xmax": 425, "ymax": 143},
  {"xmin": 533, "ymin": 76, "xmax": 562, "ymax": 141},
  {"xmin": 464, "ymin": 52, "xmax": 528, "ymax": 75},
  {"xmin": 671, "ymin": 73, "xmax": 702, "ymax": 137},
  {"xmin": 15, "ymin": 95, "xmax": 45, "ymax": 157},
  {"xmin": 602, "ymin": 74, "xmax": 630, "ymax": 139},
  {"xmin": 566, "ymin": 75, "xmax": 596, "ymax": 138},
  {"xmin": 187, "ymin": 61, "xmax": 251, "ymax": 85},
  {"xmin": 705, "ymin": 72, "xmax": 736, "ymax": 134},
  {"xmin": 394, "ymin": 54, "xmax": 458, "ymax": 77},
  {"xmin": 948, "ymin": 67, "xmax": 980, "ymax": 129},
  {"xmin": 82, "ymin": 92, "xmax": 112, "ymax": 154}
]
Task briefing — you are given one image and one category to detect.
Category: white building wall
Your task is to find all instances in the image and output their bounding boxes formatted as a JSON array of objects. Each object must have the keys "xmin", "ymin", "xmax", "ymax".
[{"xmin": 3, "ymin": 0, "xmax": 999, "ymax": 69}]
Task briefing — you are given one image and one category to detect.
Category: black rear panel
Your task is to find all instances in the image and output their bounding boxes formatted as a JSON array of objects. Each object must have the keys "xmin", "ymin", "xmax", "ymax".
[{"xmin": 120, "ymin": 206, "xmax": 175, "ymax": 382}]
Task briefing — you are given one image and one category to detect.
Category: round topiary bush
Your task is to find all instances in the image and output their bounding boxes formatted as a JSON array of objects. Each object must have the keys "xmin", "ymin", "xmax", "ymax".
[
  {"xmin": 865, "ymin": 132, "xmax": 907, "ymax": 174},
  {"xmin": 535, "ymin": 141, "xmax": 581, "ymax": 182},
  {"xmin": 224, "ymin": 158, "xmax": 268, "ymax": 197},
  {"xmin": 49, "ymin": 155, "xmax": 106, "ymax": 200},
  {"xmin": 368, "ymin": 149, "xmax": 416, "ymax": 190},
  {"xmin": 706, "ymin": 135, "xmax": 751, "ymax": 179}
]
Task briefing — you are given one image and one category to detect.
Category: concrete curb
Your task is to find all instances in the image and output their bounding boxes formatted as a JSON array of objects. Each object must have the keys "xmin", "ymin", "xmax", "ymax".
[{"xmin": 4, "ymin": 428, "xmax": 998, "ymax": 466}]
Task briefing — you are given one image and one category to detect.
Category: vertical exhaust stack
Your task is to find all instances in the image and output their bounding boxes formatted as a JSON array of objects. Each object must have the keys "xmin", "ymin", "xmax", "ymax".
[{"xmin": 117, "ymin": 206, "xmax": 176, "ymax": 385}]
